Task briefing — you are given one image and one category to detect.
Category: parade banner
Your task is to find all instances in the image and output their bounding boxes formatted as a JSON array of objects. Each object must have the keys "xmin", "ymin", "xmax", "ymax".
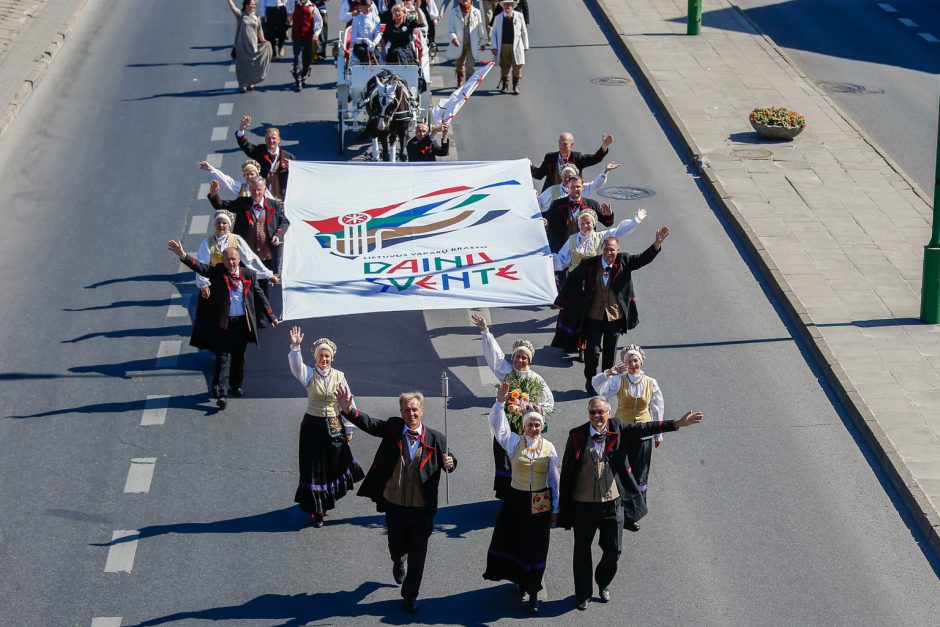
[{"xmin": 281, "ymin": 159, "xmax": 557, "ymax": 320}]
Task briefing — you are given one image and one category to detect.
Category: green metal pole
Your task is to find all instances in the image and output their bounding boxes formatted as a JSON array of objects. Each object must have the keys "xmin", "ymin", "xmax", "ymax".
[
  {"xmin": 688, "ymin": 0, "xmax": 702, "ymax": 36},
  {"xmin": 920, "ymin": 94, "xmax": 940, "ymax": 323}
]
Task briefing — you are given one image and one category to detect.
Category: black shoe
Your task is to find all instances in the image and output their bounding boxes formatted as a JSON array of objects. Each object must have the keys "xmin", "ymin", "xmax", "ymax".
[
  {"xmin": 402, "ymin": 597, "xmax": 418, "ymax": 613},
  {"xmin": 515, "ymin": 583, "xmax": 526, "ymax": 598},
  {"xmin": 392, "ymin": 557, "xmax": 407, "ymax": 585},
  {"xmin": 599, "ymin": 586, "xmax": 610, "ymax": 603},
  {"xmin": 228, "ymin": 387, "xmax": 243, "ymax": 398},
  {"xmin": 576, "ymin": 598, "xmax": 589, "ymax": 611},
  {"xmin": 626, "ymin": 520, "xmax": 641, "ymax": 532},
  {"xmin": 294, "ymin": 82, "xmax": 301, "ymax": 92},
  {"xmin": 528, "ymin": 596, "xmax": 539, "ymax": 614},
  {"xmin": 216, "ymin": 397, "xmax": 227, "ymax": 410},
  {"xmin": 585, "ymin": 382, "xmax": 596, "ymax": 396}
]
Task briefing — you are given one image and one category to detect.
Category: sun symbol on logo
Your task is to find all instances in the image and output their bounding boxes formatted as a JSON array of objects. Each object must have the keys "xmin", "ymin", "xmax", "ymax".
[{"xmin": 340, "ymin": 213, "xmax": 370, "ymax": 226}]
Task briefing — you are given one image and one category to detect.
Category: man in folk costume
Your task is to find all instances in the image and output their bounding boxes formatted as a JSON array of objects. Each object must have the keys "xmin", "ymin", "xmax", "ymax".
[
  {"xmin": 167, "ymin": 240, "xmax": 279, "ymax": 410},
  {"xmin": 553, "ymin": 228, "xmax": 669, "ymax": 395},
  {"xmin": 489, "ymin": 0, "xmax": 528, "ymax": 94},
  {"xmin": 531, "ymin": 131, "xmax": 613, "ymax": 193},
  {"xmin": 288, "ymin": 0, "xmax": 324, "ymax": 92},
  {"xmin": 235, "ymin": 114, "xmax": 295, "ymax": 199},
  {"xmin": 336, "ymin": 386, "xmax": 456, "ymax": 614},
  {"xmin": 191, "ymin": 209, "xmax": 277, "ymax": 301},
  {"xmin": 544, "ymin": 175, "xmax": 615, "ymax": 254},
  {"xmin": 557, "ymin": 396, "xmax": 702, "ymax": 611}
]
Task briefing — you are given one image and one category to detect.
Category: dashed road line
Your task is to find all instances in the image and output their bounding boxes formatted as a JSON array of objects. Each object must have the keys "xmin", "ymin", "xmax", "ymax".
[
  {"xmin": 898, "ymin": 17, "xmax": 918, "ymax": 27},
  {"xmin": 878, "ymin": 3, "xmax": 897, "ymax": 12},
  {"xmin": 154, "ymin": 341, "xmax": 182, "ymax": 369},
  {"xmin": 141, "ymin": 395, "xmax": 170, "ymax": 426},
  {"xmin": 189, "ymin": 214, "xmax": 210, "ymax": 234},
  {"xmin": 224, "ymin": 80, "xmax": 238, "ymax": 89},
  {"xmin": 104, "ymin": 531, "xmax": 139, "ymax": 573},
  {"xmin": 920, "ymin": 32, "xmax": 939, "ymax": 42},
  {"xmin": 90, "ymin": 618, "xmax": 122, "ymax": 627},
  {"xmin": 123, "ymin": 458, "xmax": 157, "ymax": 494},
  {"xmin": 211, "ymin": 126, "xmax": 228, "ymax": 141},
  {"xmin": 166, "ymin": 293, "xmax": 192, "ymax": 318},
  {"xmin": 205, "ymin": 153, "xmax": 223, "ymax": 168},
  {"xmin": 229, "ymin": 64, "xmax": 236, "ymax": 73},
  {"xmin": 197, "ymin": 182, "xmax": 210, "ymax": 199},
  {"xmin": 217, "ymin": 102, "xmax": 234, "ymax": 116}
]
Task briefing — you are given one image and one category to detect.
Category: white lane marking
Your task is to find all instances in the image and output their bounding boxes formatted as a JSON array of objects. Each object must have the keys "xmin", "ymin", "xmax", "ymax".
[
  {"xmin": 224, "ymin": 80, "xmax": 239, "ymax": 89},
  {"xmin": 205, "ymin": 153, "xmax": 223, "ymax": 168},
  {"xmin": 211, "ymin": 126, "xmax": 228, "ymax": 141},
  {"xmin": 229, "ymin": 64, "xmax": 236, "ymax": 73},
  {"xmin": 898, "ymin": 17, "xmax": 918, "ymax": 27},
  {"xmin": 920, "ymin": 32, "xmax": 939, "ymax": 42},
  {"xmin": 141, "ymin": 395, "xmax": 170, "ymax": 426},
  {"xmin": 217, "ymin": 102, "xmax": 234, "ymax": 116},
  {"xmin": 166, "ymin": 293, "xmax": 192, "ymax": 318},
  {"xmin": 155, "ymin": 341, "xmax": 182, "ymax": 369},
  {"xmin": 197, "ymin": 182, "xmax": 210, "ymax": 199},
  {"xmin": 878, "ymin": 3, "xmax": 896, "ymax": 12},
  {"xmin": 104, "ymin": 531, "xmax": 139, "ymax": 572},
  {"xmin": 189, "ymin": 215, "xmax": 210, "ymax": 234},
  {"xmin": 91, "ymin": 619, "xmax": 122, "ymax": 627},
  {"xmin": 123, "ymin": 458, "xmax": 157, "ymax": 494}
]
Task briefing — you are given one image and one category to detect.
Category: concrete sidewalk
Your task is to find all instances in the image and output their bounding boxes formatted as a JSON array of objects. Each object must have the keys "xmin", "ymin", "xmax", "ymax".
[
  {"xmin": 0, "ymin": 0, "xmax": 91, "ymax": 138},
  {"xmin": 591, "ymin": 0, "xmax": 940, "ymax": 552}
]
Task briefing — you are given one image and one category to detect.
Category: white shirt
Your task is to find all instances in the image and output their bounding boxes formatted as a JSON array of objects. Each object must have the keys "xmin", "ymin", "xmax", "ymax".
[
  {"xmin": 538, "ymin": 170, "xmax": 608, "ymax": 212},
  {"xmin": 202, "ymin": 163, "xmax": 276, "ymax": 200},
  {"xmin": 402, "ymin": 422, "xmax": 425, "ymax": 459},
  {"xmin": 600, "ymin": 258, "xmax": 613, "ymax": 286},
  {"xmin": 479, "ymin": 329, "xmax": 554, "ymax": 412},
  {"xmin": 288, "ymin": 347, "xmax": 355, "ymax": 429},
  {"xmin": 262, "ymin": 0, "xmax": 288, "ymax": 8},
  {"xmin": 590, "ymin": 370, "xmax": 664, "ymax": 442},
  {"xmin": 351, "ymin": 9, "xmax": 382, "ymax": 46},
  {"xmin": 553, "ymin": 216, "xmax": 643, "ymax": 271},
  {"xmin": 194, "ymin": 233, "xmax": 273, "ymax": 289},
  {"xmin": 228, "ymin": 272, "xmax": 246, "ymax": 316},
  {"xmin": 588, "ymin": 424, "xmax": 608, "ymax": 456},
  {"xmin": 489, "ymin": 403, "xmax": 560, "ymax": 512}
]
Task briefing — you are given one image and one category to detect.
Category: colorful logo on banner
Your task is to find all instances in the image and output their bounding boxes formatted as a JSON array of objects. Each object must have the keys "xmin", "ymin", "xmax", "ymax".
[{"xmin": 301, "ymin": 180, "xmax": 519, "ymax": 258}]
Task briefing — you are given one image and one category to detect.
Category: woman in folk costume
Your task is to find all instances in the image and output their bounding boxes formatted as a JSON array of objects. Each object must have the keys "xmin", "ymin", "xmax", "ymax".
[
  {"xmin": 552, "ymin": 207, "xmax": 647, "ymax": 273},
  {"xmin": 589, "ymin": 344, "xmax": 663, "ymax": 529},
  {"xmin": 288, "ymin": 328, "xmax": 364, "ymax": 527},
  {"xmin": 483, "ymin": 382, "xmax": 559, "ymax": 614},
  {"xmin": 196, "ymin": 159, "xmax": 275, "ymax": 200},
  {"xmin": 537, "ymin": 162, "xmax": 622, "ymax": 212},
  {"xmin": 471, "ymin": 313, "xmax": 554, "ymax": 499},
  {"xmin": 192, "ymin": 210, "xmax": 277, "ymax": 300},
  {"xmin": 227, "ymin": 0, "xmax": 273, "ymax": 93}
]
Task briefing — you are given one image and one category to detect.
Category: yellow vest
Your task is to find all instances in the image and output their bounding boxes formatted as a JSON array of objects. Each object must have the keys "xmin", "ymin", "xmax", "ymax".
[
  {"xmin": 208, "ymin": 234, "xmax": 239, "ymax": 265},
  {"xmin": 509, "ymin": 436, "xmax": 555, "ymax": 492},
  {"xmin": 566, "ymin": 231, "xmax": 602, "ymax": 269},
  {"xmin": 306, "ymin": 368, "xmax": 346, "ymax": 418},
  {"xmin": 615, "ymin": 375, "xmax": 653, "ymax": 424}
]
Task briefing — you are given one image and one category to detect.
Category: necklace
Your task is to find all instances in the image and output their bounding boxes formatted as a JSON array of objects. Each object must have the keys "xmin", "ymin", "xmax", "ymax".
[{"xmin": 524, "ymin": 436, "xmax": 542, "ymax": 455}]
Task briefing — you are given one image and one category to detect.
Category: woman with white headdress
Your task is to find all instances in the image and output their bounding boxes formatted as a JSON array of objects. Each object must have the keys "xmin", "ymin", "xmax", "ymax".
[
  {"xmin": 552, "ymin": 206, "xmax": 647, "ymax": 274},
  {"xmin": 288, "ymin": 328, "xmax": 364, "ymax": 527},
  {"xmin": 482, "ymin": 381, "xmax": 559, "ymax": 614},
  {"xmin": 537, "ymin": 162, "xmax": 621, "ymax": 212},
  {"xmin": 192, "ymin": 209, "xmax": 277, "ymax": 301},
  {"xmin": 471, "ymin": 313, "xmax": 554, "ymax": 500},
  {"xmin": 589, "ymin": 344, "xmax": 663, "ymax": 531}
]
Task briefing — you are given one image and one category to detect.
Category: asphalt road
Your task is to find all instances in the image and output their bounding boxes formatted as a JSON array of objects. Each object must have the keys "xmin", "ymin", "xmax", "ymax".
[
  {"xmin": 1, "ymin": 0, "xmax": 939, "ymax": 625},
  {"xmin": 733, "ymin": 0, "xmax": 940, "ymax": 197}
]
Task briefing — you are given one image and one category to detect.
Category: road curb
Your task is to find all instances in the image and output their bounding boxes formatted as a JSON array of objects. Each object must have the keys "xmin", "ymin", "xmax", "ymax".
[
  {"xmin": 0, "ymin": 0, "xmax": 93, "ymax": 139},
  {"xmin": 587, "ymin": 0, "xmax": 940, "ymax": 556}
]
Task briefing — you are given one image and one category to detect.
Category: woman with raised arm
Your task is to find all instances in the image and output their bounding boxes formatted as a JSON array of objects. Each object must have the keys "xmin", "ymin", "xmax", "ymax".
[
  {"xmin": 471, "ymin": 313, "xmax": 554, "ymax": 500},
  {"xmin": 552, "ymin": 207, "xmax": 648, "ymax": 274},
  {"xmin": 482, "ymin": 381, "xmax": 559, "ymax": 614},
  {"xmin": 589, "ymin": 344, "xmax": 663, "ymax": 530},
  {"xmin": 538, "ymin": 162, "xmax": 622, "ymax": 212},
  {"xmin": 227, "ymin": 0, "xmax": 272, "ymax": 93},
  {"xmin": 289, "ymin": 326, "xmax": 364, "ymax": 527}
]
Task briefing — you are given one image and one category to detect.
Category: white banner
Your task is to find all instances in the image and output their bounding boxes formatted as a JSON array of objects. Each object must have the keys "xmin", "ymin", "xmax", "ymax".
[{"xmin": 282, "ymin": 160, "xmax": 557, "ymax": 320}]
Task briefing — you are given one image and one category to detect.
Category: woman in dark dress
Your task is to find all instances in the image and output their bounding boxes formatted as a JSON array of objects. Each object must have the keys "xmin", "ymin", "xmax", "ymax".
[
  {"xmin": 289, "ymin": 326, "xmax": 364, "ymax": 527},
  {"xmin": 482, "ymin": 382, "xmax": 560, "ymax": 614},
  {"xmin": 381, "ymin": 4, "xmax": 418, "ymax": 63}
]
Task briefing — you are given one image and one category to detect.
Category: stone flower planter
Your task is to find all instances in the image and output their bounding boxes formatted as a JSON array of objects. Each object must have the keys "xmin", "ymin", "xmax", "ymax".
[{"xmin": 750, "ymin": 119, "xmax": 805, "ymax": 141}]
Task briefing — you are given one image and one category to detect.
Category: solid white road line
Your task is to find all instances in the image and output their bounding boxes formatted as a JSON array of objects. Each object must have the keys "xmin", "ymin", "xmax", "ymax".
[
  {"xmin": 211, "ymin": 126, "xmax": 228, "ymax": 141},
  {"xmin": 224, "ymin": 80, "xmax": 238, "ymax": 89},
  {"xmin": 104, "ymin": 531, "xmax": 139, "ymax": 573},
  {"xmin": 217, "ymin": 102, "xmax": 234, "ymax": 116},
  {"xmin": 189, "ymin": 214, "xmax": 210, "ymax": 234},
  {"xmin": 898, "ymin": 17, "xmax": 918, "ymax": 27},
  {"xmin": 123, "ymin": 458, "xmax": 157, "ymax": 494},
  {"xmin": 920, "ymin": 32, "xmax": 939, "ymax": 42},
  {"xmin": 877, "ymin": 3, "xmax": 896, "ymax": 12},
  {"xmin": 140, "ymin": 395, "xmax": 170, "ymax": 426},
  {"xmin": 205, "ymin": 153, "xmax": 223, "ymax": 168},
  {"xmin": 154, "ymin": 341, "xmax": 181, "ymax": 369},
  {"xmin": 90, "ymin": 618, "xmax": 122, "ymax": 627},
  {"xmin": 197, "ymin": 182, "xmax": 210, "ymax": 199}
]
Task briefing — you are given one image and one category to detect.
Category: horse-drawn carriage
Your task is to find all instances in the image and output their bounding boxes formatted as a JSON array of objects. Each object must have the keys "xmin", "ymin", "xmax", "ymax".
[{"xmin": 335, "ymin": 25, "xmax": 432, "ymax": 160}]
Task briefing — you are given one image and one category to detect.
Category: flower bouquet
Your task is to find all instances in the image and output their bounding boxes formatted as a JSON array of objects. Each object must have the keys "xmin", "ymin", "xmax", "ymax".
[
  {"xmin": 749, "ymin": 107, "xmax": 806, "ymax": 140},
  {"xmin": 498, "ymin": 373, "xmax": 549, "ymax": 434}
]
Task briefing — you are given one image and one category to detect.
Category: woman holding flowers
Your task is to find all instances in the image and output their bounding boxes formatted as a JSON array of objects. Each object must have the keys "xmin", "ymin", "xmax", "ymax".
[
  {"xmin": 289, "ymin": 326, "xmax": 364, "ymax": 527},
  {"xmin": 482, "ymin": 381, "xmax": 559, "ymax": 614},
  {"xmin": 589, "ymin": 344, "xmax": 663, "ymax": 530},
  {"xmin": 471, "ymin": 313, "xmax": 554, "ymax": 499}
]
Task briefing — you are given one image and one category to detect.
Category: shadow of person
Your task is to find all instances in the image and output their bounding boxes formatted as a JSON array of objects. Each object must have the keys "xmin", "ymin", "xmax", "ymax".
[
  {"xmin": 333, "ymin": 500, "xmax": 502, "ymax": 540},
  {"xmin": 7, "ymin": 392, "xmax": 208, "ymax": 419}
]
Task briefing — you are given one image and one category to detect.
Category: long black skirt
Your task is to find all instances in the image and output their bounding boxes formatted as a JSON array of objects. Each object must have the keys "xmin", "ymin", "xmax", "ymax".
[
  {"xmin": 492, "ymin": 438, "xmax": 513, "ymax": 500},
  {"xmin": 483, "ymin": 487, "xmax": 552, "ymax": 595},
  {"xmin": 293, "ymin": 413, "xmax": 364, "ymax": 515}
]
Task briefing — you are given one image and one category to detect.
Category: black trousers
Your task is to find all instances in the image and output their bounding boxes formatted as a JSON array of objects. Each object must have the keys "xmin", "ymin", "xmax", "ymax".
[
  {"xmin": 583, "ymin": 317, "xmax": 622, "ymax": 383},
  {"xmin": 264, "ymin": 6, "xmax": 289, "ymax": 47},
  {"xmin": 385, "ymin": 504, "xmax": 434, "ymax": 600},
  {"xmin": 624, "ymin": 438, "xmax": 653, "ymax": 496},
  {"xmin": 292, "ymin": 39, "xmax": 315, "ymax": 81},
  {"xmin": 572, "ymin": 499, "xmax": 623, "ymax": 602},
  {"xmin": 212, "ymin": 316, "xmax": 250, "ymax": 396}
]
